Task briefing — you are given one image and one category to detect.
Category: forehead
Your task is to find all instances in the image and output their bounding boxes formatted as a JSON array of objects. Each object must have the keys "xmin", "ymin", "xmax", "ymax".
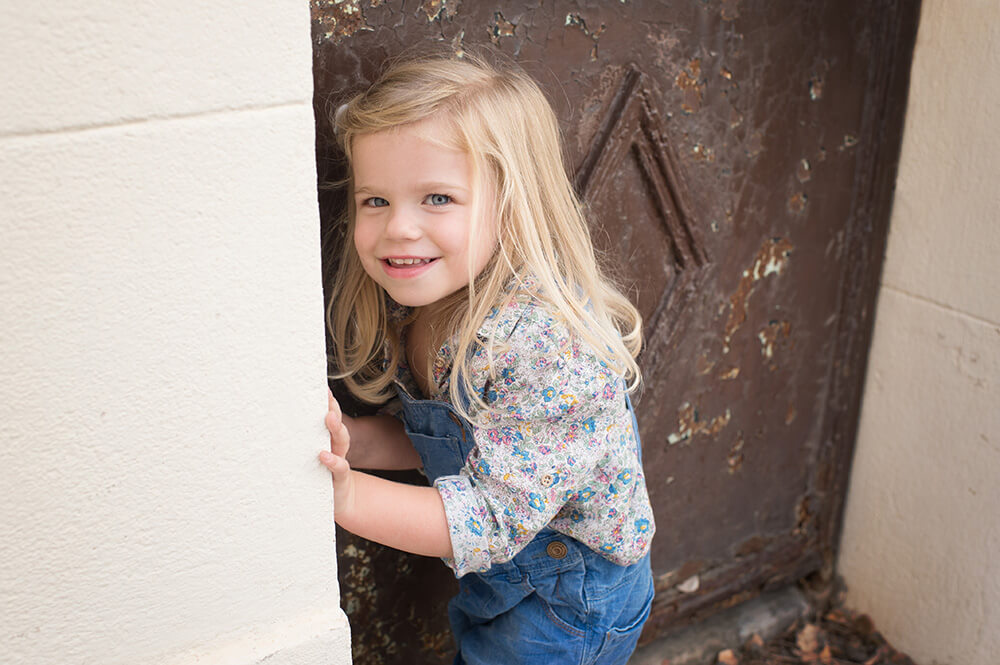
[{"xmin": 350, "ymin": 118, "xmax": 480, "ymax": 188}]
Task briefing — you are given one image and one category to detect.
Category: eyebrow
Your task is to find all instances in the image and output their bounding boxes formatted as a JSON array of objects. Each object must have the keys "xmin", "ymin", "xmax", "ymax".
[{"xmin": 353, "ymin": 182, "xmax": 470, "ymax": 196}]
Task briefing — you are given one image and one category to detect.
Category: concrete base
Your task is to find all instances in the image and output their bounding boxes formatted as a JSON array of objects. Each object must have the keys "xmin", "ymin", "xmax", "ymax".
[{"xmin": 629, "ymin": 587, "xmax": 811, "ymax": 665}]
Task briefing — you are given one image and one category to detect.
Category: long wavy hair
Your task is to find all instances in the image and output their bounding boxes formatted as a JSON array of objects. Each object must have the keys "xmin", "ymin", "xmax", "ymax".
[{"xmin": 327, "ymin": 48, "xmax": 642, "ymax": 421}]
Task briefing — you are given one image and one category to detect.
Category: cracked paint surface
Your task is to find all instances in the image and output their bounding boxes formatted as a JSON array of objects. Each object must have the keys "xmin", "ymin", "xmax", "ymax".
[{"xmin": 311, "ymin": 0, "xmax": 371, "ymax": 44}]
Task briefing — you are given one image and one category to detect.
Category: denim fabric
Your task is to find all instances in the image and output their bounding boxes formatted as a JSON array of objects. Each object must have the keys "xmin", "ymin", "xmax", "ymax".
[{"xmin": 396, "ymin": 385, "xmax": 654, "ymax": 665}]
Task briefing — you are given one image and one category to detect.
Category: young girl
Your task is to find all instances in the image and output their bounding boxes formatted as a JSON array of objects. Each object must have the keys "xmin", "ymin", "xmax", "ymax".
[{"xmin": 319, "ymin": 50, "xmax": 656, "ymax": 665}]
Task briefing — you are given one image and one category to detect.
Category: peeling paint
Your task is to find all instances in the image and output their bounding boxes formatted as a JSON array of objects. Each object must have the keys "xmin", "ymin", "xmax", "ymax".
[
  {"xmin": 421, "ymin": 0, "xmax": 461, "ymax": 22},
  {"xmin": 840, "ymin": 133, "xmax": 859, "ymax": 151},
  {"xmin": 675, "ymin": 58, "xmax": 705, "ymax": 114},
  {"xmin": 809, "ymin": 75, "xmax": 824, "ymax": 101},
  {"xmin": 758, "ymin": 320, "xmax": 791, "ymax": 360},
  {"xmin": 311, "ymin": 0, "xmax": 372, "ymax": 44},
  {"xmin": 489, "ymin": 11, "xmax": 516, "ymax": 43},
  {"xmin": 788, "ymin": 192, "xmax": 808, "ymax": 213},
  {"xmin": 565, "ymin": 13, "xmax": 606, "ymax": 61},
  {"xmin": 691, "ymin": 143, "xmax": 716, "ymax": 162},
  {"xmin": 797, "ymin": 158, "xmax": 812, "ymax": 183},
  {"xmin": 667, "ymin": 402, "xmax": 732, "ymax": 445},
  {"xmin": 723, "ymin": 238, "xmax": 794, "ymax": 352},
  {"xmin": 727, "ymin": 432, "xmax": 745, "ymax": 474},
  {"xmin": 719, "ymin": 366, "xmax": 740, "ymax": 380}
]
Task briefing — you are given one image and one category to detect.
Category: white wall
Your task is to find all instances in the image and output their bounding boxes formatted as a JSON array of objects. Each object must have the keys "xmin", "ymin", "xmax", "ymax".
[
  {"xmin": 0, "ymin": 3, "xmax": 351, "ymax": 664},
  {"xmin": 838, "ymin": 1, "xmax": 1000, "ymax": 663}
]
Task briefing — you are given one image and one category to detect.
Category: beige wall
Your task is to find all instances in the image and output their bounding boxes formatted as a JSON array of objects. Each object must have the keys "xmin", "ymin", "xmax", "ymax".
[
  {"xmin": 0, "ymin": 3, "xmax": 351, "ymax": 664},
  {"xmin": 838, "ymin": 1, "xmax": 1000, "ymax": 663}
]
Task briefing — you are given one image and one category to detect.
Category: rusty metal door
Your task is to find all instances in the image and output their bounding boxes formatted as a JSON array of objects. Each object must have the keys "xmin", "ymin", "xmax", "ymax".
[{"xmin": 312, "ymin": 1, "xmax": 920, "ymax": 661}]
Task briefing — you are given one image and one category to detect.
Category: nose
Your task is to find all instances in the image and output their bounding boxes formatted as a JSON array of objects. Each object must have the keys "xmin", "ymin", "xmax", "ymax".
[{"xmin": 383, "ymin": 206, "xmax": 421, "ymax": 240}]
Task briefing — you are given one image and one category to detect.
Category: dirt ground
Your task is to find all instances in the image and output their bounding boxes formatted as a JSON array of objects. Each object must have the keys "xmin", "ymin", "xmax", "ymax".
[{"xmin": 718, "ymin": 605, "xmax": 917, "ymax": 665}]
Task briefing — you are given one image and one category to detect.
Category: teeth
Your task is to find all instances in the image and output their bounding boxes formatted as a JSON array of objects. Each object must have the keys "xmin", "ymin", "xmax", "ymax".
[{"xmin": 387, "ymin": 258, "xmax": 432, "ymax": 266}]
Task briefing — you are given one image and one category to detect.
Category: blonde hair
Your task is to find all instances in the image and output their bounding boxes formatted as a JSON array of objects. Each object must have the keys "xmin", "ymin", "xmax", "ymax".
[{"xmin": 327, "ymin": 48, "xmax": 642, "ymax": 420}]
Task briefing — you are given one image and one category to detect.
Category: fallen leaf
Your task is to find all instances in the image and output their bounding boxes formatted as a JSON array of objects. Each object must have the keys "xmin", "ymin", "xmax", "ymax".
[{"xmin": 820, "ymin": 644, "xmax": 833, "ymax": 664}]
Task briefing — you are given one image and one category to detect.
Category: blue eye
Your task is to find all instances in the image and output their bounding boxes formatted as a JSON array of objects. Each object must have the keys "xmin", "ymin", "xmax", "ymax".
[
  {"xmin": 365, "ymin": 197, "xmax": 388, "ymax": 207},
  {"xmin": 426, "ymin": 194, "xmax": 451, "ymax": 206}
]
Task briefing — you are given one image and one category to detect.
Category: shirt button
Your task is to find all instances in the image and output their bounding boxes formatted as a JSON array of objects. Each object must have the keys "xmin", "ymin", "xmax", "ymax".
[
  {"xmin": 546, "ymin": 541, "xmax": 568, "ymax": 559},
  {"xmin": 540, "ymin": 474, "xmax": 553, "ymax": 487}
]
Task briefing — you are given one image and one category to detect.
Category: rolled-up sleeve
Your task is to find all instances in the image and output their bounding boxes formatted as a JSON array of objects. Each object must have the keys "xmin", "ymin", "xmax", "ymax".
[{"xmin": 434, "ymin": 309, "xmax": 621, "ymax": 577}]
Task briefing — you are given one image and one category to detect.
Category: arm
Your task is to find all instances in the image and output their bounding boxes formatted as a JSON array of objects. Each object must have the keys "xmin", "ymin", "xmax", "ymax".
[
  {"xmin": 318, "ymin": 452, "xmax": 452, "ymax": 558},
  {"xmin": 326, "ymin": 391, "xmax": 421, "ymax": 470},
  {"xmin": 322, "ymin": 390, "xmax": 449, "ymax": 557}
]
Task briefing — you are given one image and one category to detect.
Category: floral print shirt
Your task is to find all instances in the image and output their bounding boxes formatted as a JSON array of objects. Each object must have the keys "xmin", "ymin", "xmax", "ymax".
[{"xmin": 391, "ymin": 292, "xmax": 656, "ymax": 577}]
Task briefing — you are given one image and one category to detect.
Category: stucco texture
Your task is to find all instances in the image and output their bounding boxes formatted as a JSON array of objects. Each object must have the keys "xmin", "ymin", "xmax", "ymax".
[
  {"xmin": 0, "ymin": 3, "xmax": 351, "ymax": 665},
  {"xmin": 839, "ymin": 1, "xmax": 1000, "ymax": 663}
]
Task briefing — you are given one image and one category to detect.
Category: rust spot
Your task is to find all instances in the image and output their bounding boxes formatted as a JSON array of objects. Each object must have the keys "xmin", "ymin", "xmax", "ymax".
[
  {"xmin": 720, "ymin": 66, "xmax": 733, "ymax": 80},
  {"xmin": 785, "ymin": 404, "xmax": 797, "ymax": 425},
  {"xmin": 723, "ymin": 238, "xmax": 794, "ymax": 352},
  {"xmin": 675, "ymin": 58, "xmax": 705, "ymax": 114},
  {"xmin": 421, "ymin": 0, "xmax": 461, "ymax": 22},
  {"xmin": 565, "ymin": 13, "xmax": 606, "ymax": 61},
  {"xmin": 727, "ymin": 432, "xmax": 745, "ymax": 474},
  {"xmin": 796, "ymin": 158, "xmax": 812, "ymax": 183},
  {"xmin": 668, "ymin": 402, "xmax": 732, "ymax": 445},
  {"xmin": 721, "ymin": 0, "xmax": 741, "ymax": 21},
  {"xmin": 311, "ymin": 0, "xmax": 372, "ymax": 44},
  {"xmin": 788, "ymin": 192, "xmax": 808, "ymax": 213},
  {"xmin": 718, "ymin": 366, "xmax": 740, "ymax": 380}
]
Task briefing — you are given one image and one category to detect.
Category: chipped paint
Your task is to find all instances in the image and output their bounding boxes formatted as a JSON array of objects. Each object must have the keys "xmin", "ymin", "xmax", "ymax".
[
  {"xmin": 809, "ymin": 75, "xmax": 824, "ymax": 100},
  {"xmin": 785, "ymin": 404, "xmax": 797, "ymax": 425},
  {"xmin": 421, "ymin": 0, "xmax": 461, "ymax": 22},
  {"xmin": 565, "ymin": 13, "xmax": 606, "ymax": 61},
  {"xmin": 797, "ymin": 158, "xmax": 812, "ymax": 183},
  {"xmin": 675, "ymin": 58, "xmax": 705, "ymax": 114},
  {"xmin": 840, "ymin": 133, "xmax": 859, "ymax": 151},
  {"xmin": 489, "ymin": 11, "xmax": 515, "ymax": 43},
  {"xmin": 723, "ymin": 238, "xmax": 794, "ymax": 352},
  {"xmin": 727, "ymin": 432, "xmax": 745, "ymax": 474},
  {"xmin": 310, "ymin": 0, "xmax": 372, "ymax": 44},
  {"xmin": 719, "ymin": 366, "xmax": 740, "ymax": 380},
  {"xmin": 758, "ymin": 320, "xmax": 791, "ymax": 360},
  {"xmin": 667, "ymin": 402, "xmax": 732, "ymax": 445},
  {"xmin": 691, "ymin": 143, "xmax": 716, "ymax": 162},
  {"xmin": 788, "ymin": 192, "xmax": 808, "ymax": 213}
]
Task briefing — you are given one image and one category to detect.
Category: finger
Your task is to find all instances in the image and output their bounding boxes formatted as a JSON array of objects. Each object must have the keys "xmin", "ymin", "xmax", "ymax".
[{"xmin": 318, "ymin": 451, "xmax": 350, "ymax": 479}]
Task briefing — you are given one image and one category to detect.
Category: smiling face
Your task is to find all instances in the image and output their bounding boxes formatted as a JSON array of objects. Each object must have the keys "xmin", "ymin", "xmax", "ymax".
[{"xmin": 350, "ymin": 117, "xmax": 499, "ymax": 312}]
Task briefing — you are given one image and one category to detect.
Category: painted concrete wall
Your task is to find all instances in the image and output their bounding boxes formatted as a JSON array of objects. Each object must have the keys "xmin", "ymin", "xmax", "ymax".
[
  {"xmin": 0, "ymin": 3, "xmax": 351, "ymax": 665},
  {"xmin": 838, "ymin": 1, "xmax": 1000, "ymax": 663}
]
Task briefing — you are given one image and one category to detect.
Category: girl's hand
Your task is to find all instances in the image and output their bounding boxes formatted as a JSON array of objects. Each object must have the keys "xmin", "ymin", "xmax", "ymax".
[
  {"xmin": 325, "ymin": 389, "xmax": 351, "ymax": 459},
  {"xmin": 320, "ymin": 389, "xmax": 356, "ymax": 517}
]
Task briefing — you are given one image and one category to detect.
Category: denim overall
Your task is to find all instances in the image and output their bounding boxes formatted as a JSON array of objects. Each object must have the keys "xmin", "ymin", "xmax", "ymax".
[{"xmin": 396, "ymin": 382, "xmax": 654, "ymax": 665}]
